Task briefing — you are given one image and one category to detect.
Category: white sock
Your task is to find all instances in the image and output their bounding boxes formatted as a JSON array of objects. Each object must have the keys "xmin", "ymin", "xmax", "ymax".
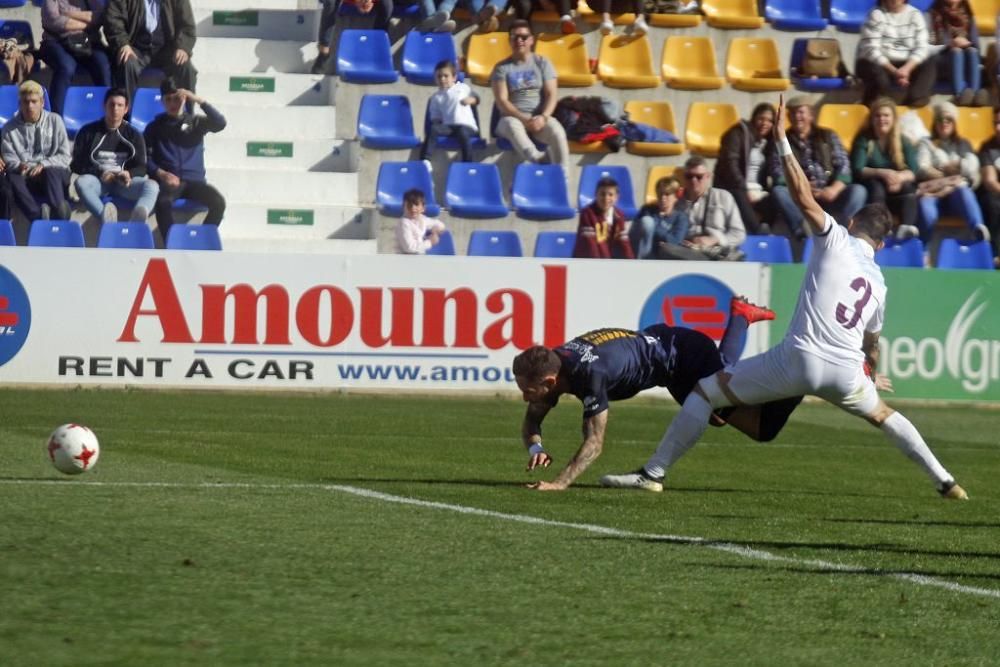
[
  {"xmin": 880, "ymin": 412, "xmax": 952, "ymax": 488},
  {"xmin": 644, "ymin": 392, "xmax": 713, "ymax": 479}
]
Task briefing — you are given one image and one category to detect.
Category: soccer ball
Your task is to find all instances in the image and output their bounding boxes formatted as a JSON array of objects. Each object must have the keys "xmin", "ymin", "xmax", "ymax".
[{"xmin": 46, "ymin": 424, "xmax": 100, "ymax": 475}]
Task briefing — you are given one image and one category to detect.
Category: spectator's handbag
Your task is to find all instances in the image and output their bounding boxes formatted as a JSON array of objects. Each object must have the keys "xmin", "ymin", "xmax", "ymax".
[
  {"xmin": 59, "ymin": 32, "xmax": 93, "ymax": 58},
  {"xmin": 800, "ymin": 38, "xmax": 841, "ymax": 78}
]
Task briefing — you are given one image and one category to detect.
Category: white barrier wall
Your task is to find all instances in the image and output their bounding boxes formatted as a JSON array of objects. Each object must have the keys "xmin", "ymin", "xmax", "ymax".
[{"xmin": 0, "ymin": 249, "xmax": 768, "ymax": 391}]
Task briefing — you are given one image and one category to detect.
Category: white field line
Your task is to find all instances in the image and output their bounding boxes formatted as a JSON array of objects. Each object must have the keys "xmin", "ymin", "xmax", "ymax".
[{"xmin": 4, "ymin": 479, "xmax": 999, "ymax": 600}]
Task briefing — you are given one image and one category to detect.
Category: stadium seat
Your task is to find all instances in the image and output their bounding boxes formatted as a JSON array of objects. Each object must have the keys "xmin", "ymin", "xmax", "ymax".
[
  {"xmin": 907, "ymin": 0, "xmax": 932, "ymax": 9},
  {"xmin": 726, "ymin": 39, "xmax": 790, "ymax": 91},
  {"xmin": 511, "ymin": 164, "xmax": 576, "ymax": 220},
  {"xmin": 129, "ymin": 88, "xmax": 161, "ymax": 132},
  {"xmin": 701, "ymin": 0, "xmax": 765, "ymax": 28},
  {"xmin": 62, "ymin": 86, "xmax": 109, "ymax": 138},
  {"xmin": 97, "ymin": 222, "xmax": 155, "ymax": 249},
  {"xmin": 534, "ymin": 33, "xmax": 596, "ymax": 87},
  {"xmin": 0, "ymin": 84, "xmax": 51, "ymax": 125},
  {"xmin": 0, "ymin": 219, "xmax": 14, "ymax": 246},
  {"xmin": 465, "ymin": 32, "xmax": 512, "ymax": 86},
  {"xmin": 423, "ymin": 103, "xmax": 487, "ymax": 152},
  {"xmin": 357, "ymin": 95, "xmax": 421, "ymax": 149},
  {"xmin": 490, "ymin": 105, "xmax": 546, "ymax": 153},
  {"xmin": 0, "ymin": 19, "xmax": 33, "ymax": 47},
  {"xmin": 956, "ymin": 107, "xmax": 994, "ymax": 151},
  {"xmin": 445, "ymin": 162, "xmax": 509, "ymax": 218},
  {"xmin": 740, "ymin": 235, "xmax": 793, "ymax": 263},
  {"xmin": 765, "ymin": 0, "xmax": 827, "ymax": 30},
  {"xmin": 577, "ymin": 165, "xmax": 638, "ymax": 219},
  {"xmin": 817, "ymin": 103, "xmax": 869, "ymax": 147},
  {"xmin": 533, "ymin": 230, "xmax": 576, "ymax": 258},
  {"xmin": 425, "ymin": 230, "xmax": 456, "ymax": 256},
  {"xmin": 623, "ymin": 101, "xmax": 685, "ymax": 157},
  {"xmin": 829, "ymin": 0, "xmax": 874, "ymax": 32},
  {"xmin": 27, "ymin": 220, "xmax": 84, "ymax": 247},
  {"xmin": 335, "ymin": 30, "xmax": 398, "ymax": 84},
  {"xmin": 375, "ymin": 161, "xmax": 441, "ymax": 217},
  {"xmin": 685, "ymin": 102, "xmax": 739, "ymax": 157},
  {"xmin": 936, "ymin": 239, "xmax": 994, "ymax": 270},
  {"xmin": 789, "ymin": 39, "xmax": 849, "ymax": 91},
  {"xmin": 660, "ymin": 36, "xmax": 723, "ymax": 90},
  {"xmin": 801, "ymin": 236, "xmax": 814, "ymax": 263},
  {"xmin": 401, "ymin": 31, "xmax": 458, "ymax": 85},
  {"xmin": 0, "ymin": 1, "xmax": 27, "ymax": 7},
  {"xmin": 644, "ymin": 165, "xmax": 682, "ymax": 203},
  {"xmin": 467, "ymin": 230, "xmax": 523, "ymax": 257},
  {"xmin": 596, "ymin": 34, "xmax": 660, "ymax": 89},
  {"xmin": 166, "ymin": 225, "xmax": 222, "ymax": 250},
  {"xmin": 649, "ymin": 10, "xmax": 701, "ymax": 27},
  {"xmin": 969, "ymin": 0, "xmax": 995, "ymax": 34},
  {"xmin": 875, "ymin": 237, "xmax": 925, "ymax": 268}
]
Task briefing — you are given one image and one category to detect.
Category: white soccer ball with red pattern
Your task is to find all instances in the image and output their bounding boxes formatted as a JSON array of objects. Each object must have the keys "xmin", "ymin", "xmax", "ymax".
[{"xmin": 46, "ymin": 424, "xmax": 100, "ymax": 475}]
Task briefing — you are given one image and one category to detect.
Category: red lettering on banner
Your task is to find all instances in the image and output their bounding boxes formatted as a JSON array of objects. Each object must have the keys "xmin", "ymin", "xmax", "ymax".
[
  {"xmin": 296, "ymin": 286, "xmax": 353, "ymax": 347},
  {"xmin": 118, "ymin": 259, "xmax": 194, "ymax": 343},
  {"xmin": 359, "ymin": 288, "xmax": 416, "ymax": 347},
  {"xmin": 542, "ymin": 265, "xmax": 566, "ymax": 347},
  {"xmin": 420, "ymin": 288, "xmax": 478, "ymax": 347},
  {"xmin": 201, "ymin": 284, "xmax": 291, "ymax": 344},
  {"xmin": 483, "ymin": 289, "xmax": 534, "ymax": 349}
]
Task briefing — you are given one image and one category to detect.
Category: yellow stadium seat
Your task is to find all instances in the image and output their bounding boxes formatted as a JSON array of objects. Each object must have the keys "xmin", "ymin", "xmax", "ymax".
[
  {"xmin": 466, "ymin": 32, "xmax": 512, "ymax": 86},
  {"xmin": 644, "ymin": 165, "xmax": 684, "ymax": 204},
  {"xmin": 957, "ymin": 106, "xmax": 995, "ymax": 151},
  {"xmin": 661, "ymin": 36, "xmax": 723, "ymax": 90},
  {"xmin": 725, "ymin": 38, "xmax": 789, "ymax": 91},
  {"xmin": 624, "ymin": 100, "xmax": 685, "ymax": 156},
  {"xmin": 701, "ymin": 0, "xmax": 764, "ymax": 28},
  {"xmin": 534, "ymin": 33, "xmax": 596, "ymax": 87},
  {"xmin": 969, "ymin": 0, "xmax": 996, "ymax": 34},
  {"xmin": 816, "ymin": 103, "xmax": 869, "ymax": 148},
  {"xmin": 596, "ymin": 34, "xmax": 661, "ymax": 89},
  {"xmin": 649, "ymin": 12, "xmax": 702, "ymax": 27},
  {"xmin": 685, "ymin": 102, "xmax": 739, "ymax": 157}
]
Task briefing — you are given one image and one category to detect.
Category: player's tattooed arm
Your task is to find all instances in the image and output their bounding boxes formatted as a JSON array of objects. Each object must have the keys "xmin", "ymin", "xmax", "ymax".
[
  {"xmin": 530, "ymin": 410, "xmax": 608, "ymax": 491},
  {"xmin": 772, "ymin": 95, "xmax": 828, "ymax": 236}
]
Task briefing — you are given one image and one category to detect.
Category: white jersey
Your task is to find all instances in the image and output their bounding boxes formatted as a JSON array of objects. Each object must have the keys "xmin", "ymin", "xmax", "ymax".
[{"xmin": 785, "ymin": 214, "xmax": 886, "ymax": 367}]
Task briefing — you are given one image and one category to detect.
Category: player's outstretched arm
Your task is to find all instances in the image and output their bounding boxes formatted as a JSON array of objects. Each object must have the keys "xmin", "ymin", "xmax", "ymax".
[
  {"xmin": 522, "ymin": 402, "xmax": 554, "ymax": 471},
  {"xmin": 773, "ymin": 95, "xmax": 828, "ymax": 236},
  {"xmin": 528, "ymin": 411, "xmax": 608, "ymax": 491}
]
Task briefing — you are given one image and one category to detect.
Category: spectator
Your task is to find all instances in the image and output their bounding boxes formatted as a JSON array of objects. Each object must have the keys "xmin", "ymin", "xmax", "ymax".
[
  {"xmin": 851, "ymin": 97, "xmax": 920, "ymax": 238},
  {"xmin": 395, "ymin": 188, "xmax": 446, "ymax": 254},
  {"xmin": 856, "ymin": 0, "xmax": 936, "ymax": 107},
  {"xmin": 490, "ymin": 20, "xmax": 569, "ymax": 171},
  {"xmin": 421, "ymin": 60, "xmax": 479, "ymax": 168},
  {"xmin": 714, "ymin": 102, "xmax": 776, "ymax": 236},
  {"xmin": 0, "ymin": 157, "xmax": 10, "ymax": 220},
  {"xmin": 659, "ymin": 156, "xmax": 746, "ymax": 261},
  {"xmin": 928, "ymin": 0, "xmax": 989, "ymax": 106},
  {"xmin": 768, "ymin": 96, "xmax": 867, "ymax": 239},
  {"xmin": 419, "ymin": 0, "xmax": 507, "ymax": 33},
  {"xmin": 71, "ymin": 87, "xmax": 159, "ymax": 223},
  {"xmin": 976, "ymin": 106, "xmax": 1000, "ymax": 266},
  {"xmin": 0, "ymin": 81, "xmax": 71, "ymax": 221},
  {"xmin": 143, "ymin": 78, "xmax": 225, "ymax": 244},
  {"xmin": 915, "ymin": 101, "xmax": 987, "ymax": 242},
  {"xmin": 417, "ymin": 0, "xmax": 457, "ymax": 32},
  {"xmin": 310, "ymin": 0, "xmax": 392, "ymax": 75},
  {"xmin": 104, "ymin": 0, "xmax": 197, "ymax": 105},
  {"xmin": 512, "ymin": 0, "xmax": 576, "ymax": 34},
  {"xmin": 629, "ymin": 175, "xmax": 689, "ymax": 259},
  {"xmin": 39, "ymin": 0, "xmax": 112, "ymax": 116},
  {"xmin": 584, "ymin": 0, "xmax": 648, "ymax": 35},
  {"xmin": 572, "ymin": 177, "xmax": 634, "ymax": 259}
]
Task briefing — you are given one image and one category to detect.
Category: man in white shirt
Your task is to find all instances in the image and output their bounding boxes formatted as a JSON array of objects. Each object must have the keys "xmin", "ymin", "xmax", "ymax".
[{"xmin": 602, "ymin": 95, "xmax": 967, "ymax": 500}]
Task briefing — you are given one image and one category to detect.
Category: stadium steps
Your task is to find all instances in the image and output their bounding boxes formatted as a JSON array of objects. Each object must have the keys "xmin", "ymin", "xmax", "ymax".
[
  {"xmin": 195, "ymin": 70, "xmax": 333, "ymax": 106},
  {"xmin": 194, "ymin": 37, "xmax": 319, "ymax": 74},
  {"xmin": 207, "ymin": 169, "xmax": 358, "ymax": 206},
  {"xmin": 211, "ymin": 104, "xmax": 337, "ymax": 139},
  {"xmin": 219, "ymin": 202, "xmax": 374, "ymax": 246},
  {"xmin": 205, "ymin": 135, "xmax": 352, "ymax": 172},
  {"xmin": 193, "ymin": 7, "xmax": 317, "ymax": 40}
]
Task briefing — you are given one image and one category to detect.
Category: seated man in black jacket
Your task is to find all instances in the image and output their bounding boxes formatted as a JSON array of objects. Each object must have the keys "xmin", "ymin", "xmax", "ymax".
[
  {"xmin": 71, "ymin": 88, "xmax": 159, "ymax": 223},
  {"xmin": 143, "ymin": 77, "xmax": 226, "ymax": 244}
]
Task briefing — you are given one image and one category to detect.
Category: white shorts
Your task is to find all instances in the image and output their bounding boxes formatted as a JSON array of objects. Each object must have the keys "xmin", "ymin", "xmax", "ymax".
[{"xmin": 713, "ymin": 340, "xmax": 880, "ymax": 418}]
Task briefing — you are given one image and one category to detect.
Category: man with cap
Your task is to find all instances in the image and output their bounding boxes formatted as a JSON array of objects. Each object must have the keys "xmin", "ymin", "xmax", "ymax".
[
  {"xmin": 767, "ymin": 95, "xmax": 867, "ymax": 239},
  {"xmin": 143, "ymin": 78, "xmax": 226, "ymax": 245}
]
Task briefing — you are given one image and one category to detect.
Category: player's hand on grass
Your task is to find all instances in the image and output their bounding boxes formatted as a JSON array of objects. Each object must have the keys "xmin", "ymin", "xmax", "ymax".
[
  {"xmin": 526, "ymin": 450, "xmax": 552, "ymax": 471},
  {"xmin": 525, "ymin": 480, "xmax": 566, "ymax": 491}
]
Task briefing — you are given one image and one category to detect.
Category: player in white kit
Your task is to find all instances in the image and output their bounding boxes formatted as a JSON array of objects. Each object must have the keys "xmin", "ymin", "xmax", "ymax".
[{"xmin": 601, "ymin": 95, "xmax": 968, "ymax": 500}]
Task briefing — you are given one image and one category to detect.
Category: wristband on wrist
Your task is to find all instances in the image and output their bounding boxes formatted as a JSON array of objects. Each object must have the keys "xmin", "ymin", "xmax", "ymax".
[
  {"xmin": 528, "ymin": 443, "xmax": 545, "ymax": 456},
  {"xmin": 778, "ymin": 137, "xmax": 793, "ymax": 157}
]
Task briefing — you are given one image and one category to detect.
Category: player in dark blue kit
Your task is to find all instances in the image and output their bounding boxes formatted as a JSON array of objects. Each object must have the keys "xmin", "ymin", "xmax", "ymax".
[{"xmin": 511, "ymin": 297, "xmax": 803, "ymax": 491}]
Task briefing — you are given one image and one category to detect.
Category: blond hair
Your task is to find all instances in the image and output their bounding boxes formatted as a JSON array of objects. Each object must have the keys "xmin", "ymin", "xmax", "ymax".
[
  {"xmin": 18, "ymin": 80, "xmax": 43, "ymax": 99},
  {"xmin": 867, "ymin": 97, "xmax": 906, "ymax": 171}
]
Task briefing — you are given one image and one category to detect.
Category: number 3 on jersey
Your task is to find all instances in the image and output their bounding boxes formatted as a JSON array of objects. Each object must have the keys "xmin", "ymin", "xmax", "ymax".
[{"xmin": 836, "ymin": 277, "xmax": 872, "ymax": 329}]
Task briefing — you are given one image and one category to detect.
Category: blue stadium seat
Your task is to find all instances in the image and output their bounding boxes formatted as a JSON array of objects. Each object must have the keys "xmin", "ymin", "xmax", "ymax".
[
  {"xmin": 875, "ymin": 237, "xmax": 924, "ymax": 268},
  {"xmin": 402, "ymin": 31, "xmax": 458, "ymax": 85},
  {"xmin": 0, "ymin": 219, "xmax": 14, "ymax": 245},
  {"xmin": 166, "ymin": 225, "xmax": 223, "ymax": 251},
  {"xmin": 511, "ymin": 164, "xmax": 576, "ymax": 220},
  {"xmin": 533, "ymin": 231, "xmax": 576, "ymax": 258},
  {"xmin": 467, "ymin": 230, "xmax": 523, "ymax": 257},
  {"xmin": 376, "ymin": 161, "xmax": 440, "ymax": 217},
  {"xmin": 829, "ymin": 0, "xmax": 874, "ymax": 32},
  {"xmin": 0, "ymin": 84, "xmax": 50, "ymax": 125},
  {"xmin": 740, "ymin": 235, "xmax": 793, "ymax": 263},
  {"xmin": 63, "ymin": 86, "xmax": 110, "ymax": 138},
  {"xmin": 445, "ymin": 162, "xmax": 508, "ymax": 218},
  {"xmin": 577, "ymin": 165, "xmax": 638, "ymax": 220},
  {"xmin": 907, "ymin": 0, "xmax": 932, "ymax": 9},
  {"xmin": 423, "ymin": 101, "xmax": 487, "ymax": 152},
  {"xmin": 426, "ymin": 230, "xmax": 456, "ymax": 255},
  {"xmin": 765, "ymin": 0, "xmax": 827, "ymax": 31},
  {"xmin": 357, "ymin": 95, "xmax": 421, "ymax": 149},
  {"xmin": 129, "ymin": 88, "xmax": 161, "ymax": 132},
  {"xmin": 790, "ymin": 39, "xmax": 849, "ymax": 91},
  {"xmin": 28, "ymin": 220, "xmax": 84, "ymax": 247},
  {"xmin": 97, "ymin": 222, "xmax": 155, "ymax": 249},
  {"xmin": 0, "ymin": 1, "xmax": 28, "ymax": 8},
  {"xmin": 336, "ymin": 30, "xmax": 398, "ymax": 84},
  {"xmin": 936, "ymin": 239, "xmax": 993, "ymax": 270},
  {"xmin": 0, "ymin": 20, "xmax": 33, "ymax": 47},
  {"xmin": 801, "ymin": 236, "xmax": 814, "ymax": 263}
]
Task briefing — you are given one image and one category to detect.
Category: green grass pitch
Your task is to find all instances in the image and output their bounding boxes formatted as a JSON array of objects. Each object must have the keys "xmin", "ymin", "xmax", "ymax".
[{"xmin": 2, "ymin": 387, "xmax": 999, "ymax": 666}]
